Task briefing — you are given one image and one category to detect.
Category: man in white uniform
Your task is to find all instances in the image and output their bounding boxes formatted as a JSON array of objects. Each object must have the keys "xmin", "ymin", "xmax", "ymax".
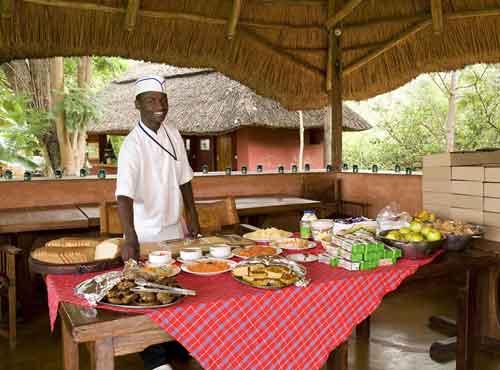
[{"xmin": 115, "ymin": 75, "xmax": 200, "ymax": 370}]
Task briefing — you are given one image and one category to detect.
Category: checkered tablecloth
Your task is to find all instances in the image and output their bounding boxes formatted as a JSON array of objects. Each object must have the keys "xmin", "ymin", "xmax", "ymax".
[{"xmin": 46, "ymin": 246, "xmax": 441, "ymax": 370}]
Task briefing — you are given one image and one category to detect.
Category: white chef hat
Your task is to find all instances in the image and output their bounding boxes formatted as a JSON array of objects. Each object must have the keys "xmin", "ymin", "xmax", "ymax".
[{"xmin": 135, "ymin": 75, "xmax": 166, "ymax": 97}]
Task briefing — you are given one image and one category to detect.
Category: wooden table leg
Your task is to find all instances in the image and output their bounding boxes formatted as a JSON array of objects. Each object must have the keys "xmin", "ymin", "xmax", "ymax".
[
  {"xmin": 62, "ymin": 316, "xmax": 79, "ymax": 370},
  {"xmin": 327, "ymin": 341, "xmax": 348, "ymax": 370},
  {"xmin": 456, "ymin": 269, "xmax": 478, "ymax": 370},
  {"xmin": 92, "ymin": 337, "xmax": 115, "ymax": 370},
  {"xmin": 356, "ymin": 316, "xmax": 371, "ymax": 341}
]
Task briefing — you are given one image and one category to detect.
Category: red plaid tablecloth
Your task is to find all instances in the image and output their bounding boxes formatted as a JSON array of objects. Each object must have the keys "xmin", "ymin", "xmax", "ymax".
[{"xmin": 46, "ymin": 247, "xmax": 442, "ymax": 370}]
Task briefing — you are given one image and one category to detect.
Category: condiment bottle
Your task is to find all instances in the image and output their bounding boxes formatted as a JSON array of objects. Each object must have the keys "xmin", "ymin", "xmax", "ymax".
[{"xmin": 300, "ymin": 210, "xmax": 317, "ymax": 239}]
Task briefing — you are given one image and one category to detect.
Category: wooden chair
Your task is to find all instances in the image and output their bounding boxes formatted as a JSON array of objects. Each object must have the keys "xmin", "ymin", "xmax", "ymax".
[
  {"xmin": 100, "ymin": 198, "xmax": 255, "ymax": 237},
  {"xmin": 310, "ymin": 178, "xmax": 369, "ymax": 219},
  {"xmin": 99, "ymin": 201, "xmax": 123, "ymax": 236},
  {"xmin": 190, "ymin": 198, "xmax": 240, "ymax": 234},
  {"xmin": 0, "ymin": 244, "xmax": 21, "ymax": 349}
]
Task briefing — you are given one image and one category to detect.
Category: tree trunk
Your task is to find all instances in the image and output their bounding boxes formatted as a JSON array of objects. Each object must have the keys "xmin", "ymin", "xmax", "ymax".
[
  {"xmin": 299, "ymin": 110, "xmax": 304, "ymax": 171},
  {"xmin": 50, "ymin": 57, "xmax": 75, "ymax": 174},
  {"xmin": 2, "ymin": 59, "xmax": 60, "ymax": 174},
  {"xmin": 75, "ymin": 56, "xmax": 92, "ymax": 171},
  {"xmin": 446, "ymin": 71, "xmax": 458, "ymax": 152}
]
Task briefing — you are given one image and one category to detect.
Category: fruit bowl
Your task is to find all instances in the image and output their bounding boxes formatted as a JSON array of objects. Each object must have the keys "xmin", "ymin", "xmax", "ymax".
[
  {"xmin": 442, "ymin": 227, "xmax": 484, "ymax": 251},
  {"xmin": 377, "ymin": 230, "xmax": 446, "ymax": 259}
]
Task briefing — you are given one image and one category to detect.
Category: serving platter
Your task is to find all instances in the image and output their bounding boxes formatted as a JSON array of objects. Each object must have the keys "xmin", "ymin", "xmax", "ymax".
[
  {"xmin": 243, "ymin": 228, "xmax": 293, "ymax": 243},
  {"xmin": 100, "ymin": 296, "xmax": 183, "ymax": 309},
  {"xmin": 233, "ymin": 246, "xmax": 282, "ymax": 259},
  {"xmin": 271, "ymin": 238, "xmax": 317, "ymax": 250},
  {"xmin": 180, "ymin": 258, "xmax": 237, "ymax": 276}
]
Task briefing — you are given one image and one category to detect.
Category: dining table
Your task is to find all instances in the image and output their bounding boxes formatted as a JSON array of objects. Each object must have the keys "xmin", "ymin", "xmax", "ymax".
[{"xmin": 47, "ymin": 242, "xmax": 449, "ymax": 370}]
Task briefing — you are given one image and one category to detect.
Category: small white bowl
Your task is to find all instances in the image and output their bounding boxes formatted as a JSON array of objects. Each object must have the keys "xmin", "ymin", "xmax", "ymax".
[
  {"xmin": 209, "ymin": 244, "xmax": 231, "ymax": 258},
  {"xmin": 180, "ymin": 247, "xmax": 203, "ymax": 261},
  {"xmin": 148, "ymin": 250, "xmax": 172, "ymax": 265}
]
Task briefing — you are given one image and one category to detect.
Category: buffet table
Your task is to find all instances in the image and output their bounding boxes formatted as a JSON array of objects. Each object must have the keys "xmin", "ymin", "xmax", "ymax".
[{"xmin": 48, "ymin": 245, "xmax": 440, "ymax": 370}]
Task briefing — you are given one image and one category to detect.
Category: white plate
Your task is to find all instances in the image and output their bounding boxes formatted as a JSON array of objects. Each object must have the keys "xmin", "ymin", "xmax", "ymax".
[
  {"xmin": 181, "ymin": 258, "xmax": 237, "ymax": 276},
  {"xmin": 142, "ymin": 264, "xmax": 181, "ymax": 278},
  {"xmin": 206, "ymin": 252, "xmax": 235, "ymax": 260},
  {"xmin": 287, "ymin": 253, "xmax": 318, "ymax": 263},
  {"xmin": 177, "ymin": 253, "xmax": 234, "ymax": 264},
  {"xmin": 243, "ymin": 231, "xmax": 293, "ymax": 243},
  {"xmin": 272, "ymin": 238, "xmax": 317, "ymax": 250},
  {"xmin": 233, "ymin": 246, "xmax": 282, "ymax": 259}
]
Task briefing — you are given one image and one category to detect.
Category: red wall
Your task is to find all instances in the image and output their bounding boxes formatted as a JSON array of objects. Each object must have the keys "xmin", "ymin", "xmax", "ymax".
[{"xmin": 236, "ymin": 127, "xmax": 324, "ymax": 171}]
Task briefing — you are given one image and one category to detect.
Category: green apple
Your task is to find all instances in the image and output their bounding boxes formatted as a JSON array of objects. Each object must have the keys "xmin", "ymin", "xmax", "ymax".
[
  {"xmin": 426, "ymin": 229, "xmax": 442, "ymax": 242},
  {"xmin": 421, "ymin": 225, "xmax": 432, "ymax": 236},
  {"xmin": 407, "ymin": 232, "xmax": 425, "ymax": 242},
  {"xmin": 410, "ymin": 221, "xmax": 423, "ymax": 233},
  {"xmin": 386, "ymin": 231, "xmax": 402, "ymax": 240},
  {"xmin": 399, "ymin": 227, "xmax": 411, "ymax": 235}
]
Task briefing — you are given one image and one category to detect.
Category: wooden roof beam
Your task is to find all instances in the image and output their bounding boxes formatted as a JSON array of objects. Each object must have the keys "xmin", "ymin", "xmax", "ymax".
[
  {"xmin": 343, "ymin": 19, "xmax": 432, "ymax": 76},
  {"xmin": 1, "ymin": 0, "xmax": 13, "ymax": 17},
  {"xmin": 240, "ymin": 27, "xmax": 325, "ymax": 78},
  {"xmin": 227, "ymin": 0, "xmax": 242, "ymax": 40},
  {"xmin": 325, "ymin": 0, "xmax": 365, "ymax": 29},
  {"xmin": 431, "ymin": 0, "xmax": 443, "ymax": 34},
  {"xmin": 125, "ymin": 0, "xmax": 141, "ymax": 32}
]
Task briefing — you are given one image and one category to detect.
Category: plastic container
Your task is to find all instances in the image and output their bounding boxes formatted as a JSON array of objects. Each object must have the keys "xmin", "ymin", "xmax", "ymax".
[
  {"xmin": 311, "ymin": 219, "xmax": 334, "ymax": 242},
  {"xmin": 300, "ymin": 210, "xmax": 318, "ymax": 239}
]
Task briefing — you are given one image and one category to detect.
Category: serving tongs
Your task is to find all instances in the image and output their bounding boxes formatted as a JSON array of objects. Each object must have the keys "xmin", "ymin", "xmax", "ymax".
[{"xmin": 133, "ymin": 278, "xmax": 196, "ymax": 296}]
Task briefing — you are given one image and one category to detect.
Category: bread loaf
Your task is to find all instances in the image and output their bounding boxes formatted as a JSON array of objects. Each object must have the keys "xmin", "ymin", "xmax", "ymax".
[
  {"xmin": 45, "ymin": 238, "xmax": 101, "ymax": 248},
  {"xmin": 94, "ymin": 238, "xmax": 123, "ymax": 260},
  {"xmin": 32, "ymin": 246, "xmax": 95, "ymax": 264}
]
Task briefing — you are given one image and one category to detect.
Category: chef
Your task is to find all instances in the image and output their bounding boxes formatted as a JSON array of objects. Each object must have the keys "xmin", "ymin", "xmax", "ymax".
[{"xmin": 115, "ymin": 75, "xmax": 199, "ymax": 370}]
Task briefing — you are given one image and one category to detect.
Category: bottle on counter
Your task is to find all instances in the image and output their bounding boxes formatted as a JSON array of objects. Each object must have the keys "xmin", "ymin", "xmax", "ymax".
[{"xmin": 300, "ymin": 210, "xmax": 318, "ymax": 239}]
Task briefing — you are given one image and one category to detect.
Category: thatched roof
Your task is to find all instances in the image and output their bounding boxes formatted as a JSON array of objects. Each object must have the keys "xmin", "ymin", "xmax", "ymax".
[
  {"xmin": 2, "ymin": 1, "xmax": 500, "ymax": 109},
  {"xmin": 88, "ymin": 62, "xmax": 370, "ymax": 135}
]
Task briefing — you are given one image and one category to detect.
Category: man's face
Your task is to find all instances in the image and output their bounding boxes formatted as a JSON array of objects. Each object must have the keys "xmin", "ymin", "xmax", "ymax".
[{"xmin": 135, "ymin": 91, "xmax": 169, "ymax": 128}]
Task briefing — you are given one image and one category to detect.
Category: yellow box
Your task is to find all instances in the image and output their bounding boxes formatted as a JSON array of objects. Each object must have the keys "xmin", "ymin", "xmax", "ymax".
[
  {"xmin": 451, "ymin": 181, "xmax": 483, "ymax": 196},
  {"xmin": 451, "ymin": 194, "xmax": 483, "ymax": 210}
]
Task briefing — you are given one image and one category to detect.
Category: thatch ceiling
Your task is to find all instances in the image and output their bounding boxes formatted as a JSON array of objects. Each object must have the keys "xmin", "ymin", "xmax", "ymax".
[
  {"xmin": 2, "ymin": 1, "xmax": 500, "ymax": 109},
  {"xmin": 88, "ymin": 62, "xmax": 370, "ymax": 135}
]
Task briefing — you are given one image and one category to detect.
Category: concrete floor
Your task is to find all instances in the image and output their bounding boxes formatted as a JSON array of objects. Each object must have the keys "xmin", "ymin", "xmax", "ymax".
[{"xmin": 2, "ymin": 280, "xmax": 500, "ymax": 370}]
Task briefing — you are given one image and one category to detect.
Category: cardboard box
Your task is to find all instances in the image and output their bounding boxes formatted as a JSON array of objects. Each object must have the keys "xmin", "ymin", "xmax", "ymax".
[
  {"xmin": 484, "ymin": 212, "xmax": 500, "ymax": 228},
  {"xmin": 422, "ymin": 180, "xmax": 452, "ymax": 193},
  {"xmin": 451, "ymin": 181, "xmax": 483, "ymax": 196},
  {"xmin": 422, "ymin": 167, "xmax": 451, "ymax": 180},
  {"xmin": 451, "ymin": 194, "xmax": 483, "ymax": 210},
  {"xmin": 484, "ymin": 198, "xmax": 500, "ymax": 213},
  {"xmin": 485, "ymin": 226, "xmax": 500, "ymax": 242},
  {"xmin": 450, "ymin": 207, "xmax": 484, "ymax": 224},
  {"xmin": 485, "ymin": 167, "xmax": 500, "ymax": 183},
  {"xmin": 423, "ymin": 150, "xmax": 500, "ymax": 167},
  {"xmin": 423, "ymin": 203, "xmax": 450, "ymax": 219},
  {"xmin": 423, "ymin": 192, "xmax": 452, "ymax": 206},
  {"xmin": 452, "ymin": 166, "xmax": 484, "ymax": 181},
  {"xmin": 485, "ymin": 183, "xmax": 500, "ymax": 198}
]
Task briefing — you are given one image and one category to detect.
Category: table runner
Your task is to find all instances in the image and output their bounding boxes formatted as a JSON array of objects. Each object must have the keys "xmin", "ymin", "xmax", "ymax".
[{"xmin": 47, "ymin": 247, "xmax": 441, "ymax": 370}]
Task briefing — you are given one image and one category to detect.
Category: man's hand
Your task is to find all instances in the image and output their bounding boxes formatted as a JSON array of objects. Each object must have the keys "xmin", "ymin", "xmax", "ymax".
[{"xmin": 121, "ymin": 238, "xmax": 139, "ymax": 261}]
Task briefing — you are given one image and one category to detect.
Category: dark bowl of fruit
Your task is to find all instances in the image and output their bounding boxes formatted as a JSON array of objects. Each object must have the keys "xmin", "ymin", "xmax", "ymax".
[
  {"xmin": 434, "ymin": 222, "xmax": 484, "ymax": 251},
  {"xmin": 377, "ymin": 228, "xmax": 446, "ymax": 259}
]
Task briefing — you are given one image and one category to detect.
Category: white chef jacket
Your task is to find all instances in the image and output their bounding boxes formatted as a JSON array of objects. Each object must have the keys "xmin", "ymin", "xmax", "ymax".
[{"xmin": 115, "ymin": 120, "xmax": 194, "ymax": 243}]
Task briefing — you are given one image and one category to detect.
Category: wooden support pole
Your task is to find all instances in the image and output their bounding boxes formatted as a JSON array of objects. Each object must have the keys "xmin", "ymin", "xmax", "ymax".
[
  {"xmin": 325, "ymin": 0, "xmax": 343, "ymax": 172},
  {"xmin": 343, "ymin": 19, "xmax": 432, "ymax": 76},
  {"xmin": 326, "ymin": 0, "xmax": 335, "ymax": 92},
  {"xmin": 325, "ymin": 0, "xmax": 364, "ymax": 29},
  {"xmin": 227, "ymin": 0, "xmax": 242, "ymax": 40},
  {"xmin": 124, "ymin": 0, "xmax": 141, "ymax": 31},
  {"xmin": 0, "ymin": 0, "xmax": 13, "ymax": 17},
  {"xmin": 330, "ymin": 29, "xmax": 343, "ymax": 172},
  {"xmin": 431, "ymin": 0, "xmax": 443, "ymax": 34}
]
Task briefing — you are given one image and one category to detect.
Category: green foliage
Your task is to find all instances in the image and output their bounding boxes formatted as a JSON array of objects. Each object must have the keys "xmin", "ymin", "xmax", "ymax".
[
  {"xmin": 0, "ymin": 57, "xmax": 128, "ymax": 172},
  {"xmin": 343, "ymin": 64, "xmax": 500, "ymax": 171}
]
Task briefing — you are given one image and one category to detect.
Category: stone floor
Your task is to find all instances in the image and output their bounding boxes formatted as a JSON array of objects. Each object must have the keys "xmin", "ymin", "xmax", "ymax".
[{"xmin": 2, "ymin": 279, "xmax": 500, "ymax": 370}]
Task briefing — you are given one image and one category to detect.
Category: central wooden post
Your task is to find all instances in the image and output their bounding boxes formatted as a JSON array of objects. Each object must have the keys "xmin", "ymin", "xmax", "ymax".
[{"xmin": 326, "ymin": 0, "xmax": 343, "ymax": 172}]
